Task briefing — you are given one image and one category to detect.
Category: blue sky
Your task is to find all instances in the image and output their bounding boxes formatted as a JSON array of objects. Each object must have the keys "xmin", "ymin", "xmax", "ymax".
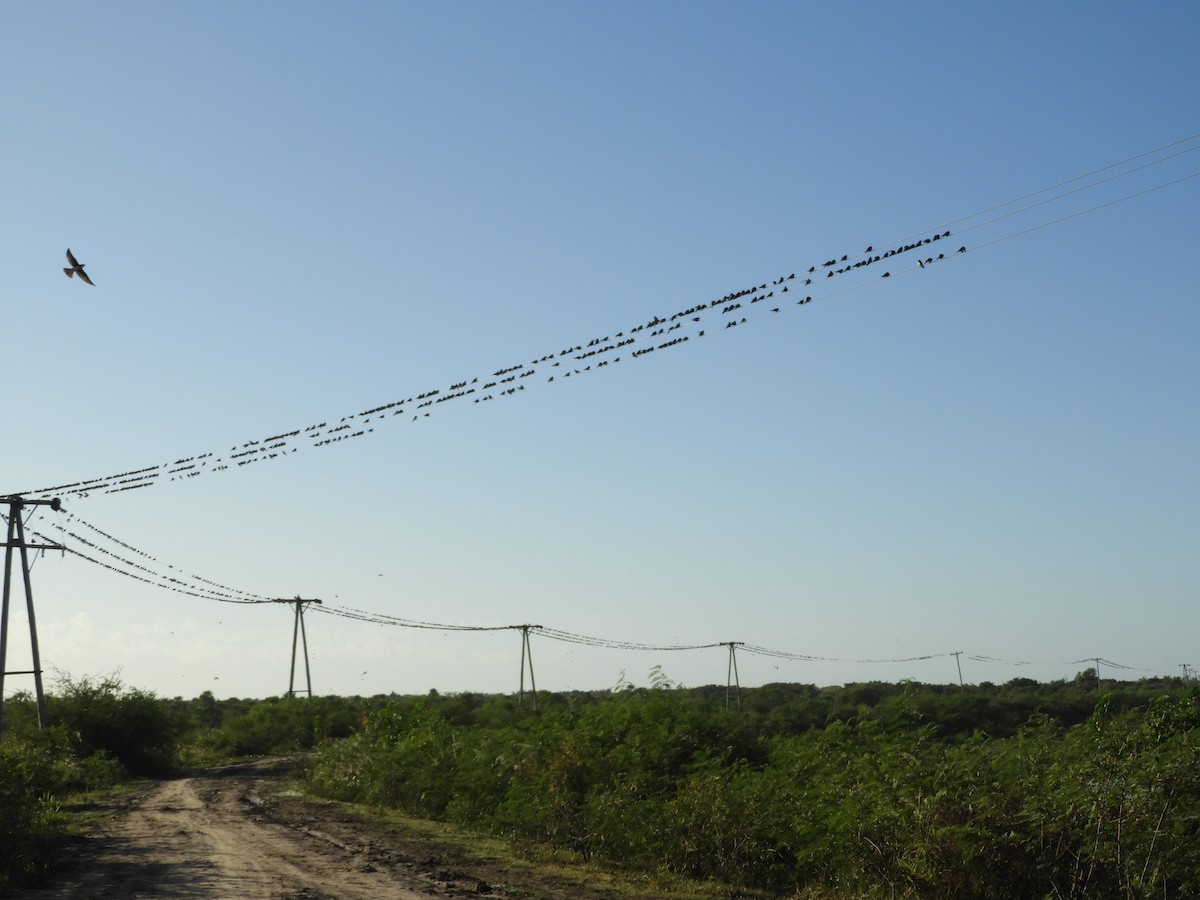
[{"xmin": 2, "ymin": 3, "xmax": 1197, "ymax": 700}]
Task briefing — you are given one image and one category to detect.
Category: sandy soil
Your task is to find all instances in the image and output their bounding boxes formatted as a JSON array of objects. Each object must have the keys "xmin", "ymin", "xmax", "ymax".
[{"xmin": 21, "ymin": 759, "xmax": 621, "ymax": 900}]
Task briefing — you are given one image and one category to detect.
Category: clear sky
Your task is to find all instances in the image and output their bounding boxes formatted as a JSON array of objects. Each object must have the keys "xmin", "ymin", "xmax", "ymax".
[{"xmin": 2, "ymin": 2, "xmax": 1197, "ymax": 701}]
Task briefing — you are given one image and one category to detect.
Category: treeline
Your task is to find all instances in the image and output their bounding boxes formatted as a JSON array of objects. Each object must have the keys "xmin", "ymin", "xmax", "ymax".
[{"xmin": 2, "ymin": 671, "xmax": 1197, "ymax": 896}]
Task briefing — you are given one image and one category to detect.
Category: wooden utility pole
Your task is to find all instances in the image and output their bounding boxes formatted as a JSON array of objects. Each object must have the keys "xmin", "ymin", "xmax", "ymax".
[
  {"xmin": 0, "ymin": 496, "xmax": 64, "ymax": 733},
  {"xmin": 952, "ymin": 650, "xmax": 964, "ymax": 687},
  {"xmin": 516, "ymin": 624, "xmax": 540, "ymax": 708},
  {"xmin": 725, "ymin": 641, "xmax": 743, "ymax": 711},
  {"xmin": 273, "ymin": 596, "xmax": 321, "ymax": 698}
]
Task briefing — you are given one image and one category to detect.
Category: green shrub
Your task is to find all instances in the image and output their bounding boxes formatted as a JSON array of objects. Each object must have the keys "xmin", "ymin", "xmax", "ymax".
[
  {"xmin": 206, "ymin": 695, "xmax": 364, "ymax": 757},
  {"xmin": 48, "ymin": 674, "xmax": 182, "ymax": 776},
  {"xmin": 303, "ymin": 682, "xmax": 1200, "ymax": 898},
  {"xmin": 0, "ymin": 725, "xmax": 123, "ymax": 888}
]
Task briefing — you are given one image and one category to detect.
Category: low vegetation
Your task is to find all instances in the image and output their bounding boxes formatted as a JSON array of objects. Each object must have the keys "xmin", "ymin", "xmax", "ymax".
[
  {"xmin": 303, "ymin": 674, "xmax": 1200, "ymax": 898},
  {"xmin": 0, "ymin": 675, "xmax": 169, "ymax": 887},
  {"xmin": 2, "ymin": 670, "xmax": 1197, "ymax": 897}
]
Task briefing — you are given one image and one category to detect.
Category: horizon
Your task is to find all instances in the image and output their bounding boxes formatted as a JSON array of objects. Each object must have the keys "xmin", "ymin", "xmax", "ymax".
[{"xmin": 6, "ymin": 665, "xmax": 1181, "ymax": 707}]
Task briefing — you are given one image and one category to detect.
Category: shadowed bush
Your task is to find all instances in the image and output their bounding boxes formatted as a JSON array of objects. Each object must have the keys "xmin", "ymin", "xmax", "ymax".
[{"xmin": 47, "ymin": 673, "xmax": 183, "ymax": 776}]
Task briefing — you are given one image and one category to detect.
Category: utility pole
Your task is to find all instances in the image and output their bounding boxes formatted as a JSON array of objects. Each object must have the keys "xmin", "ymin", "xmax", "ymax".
[
  {"xmin": 515, "ymin": 624, "xmax": 541, "ymax": 708},
  {"xmin": 952, "ymin": 650, "xmax": 964, "ymax": 687},
  {"xmin": 725, "ymin": 641, "xmax": 743, "ymax": 711},
  {"xmin": 0, "ymin": 496, "xmax": 64, "ymax": 733},
  {"xmin": 273, "ymin": 596, "xmax": 321, "ymax": 698}
]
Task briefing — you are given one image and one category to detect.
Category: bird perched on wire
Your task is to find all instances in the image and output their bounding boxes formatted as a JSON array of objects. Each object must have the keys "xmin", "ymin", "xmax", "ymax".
[{"xmin": 64, "ymin": 248, "xmax": 95, "ymax": 285}]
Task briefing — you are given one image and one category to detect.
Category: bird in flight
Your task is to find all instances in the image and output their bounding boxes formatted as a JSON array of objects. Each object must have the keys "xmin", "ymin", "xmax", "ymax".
[{"xmin": 64, "ymin": 248, "xmax": 95, "ymax": 285}]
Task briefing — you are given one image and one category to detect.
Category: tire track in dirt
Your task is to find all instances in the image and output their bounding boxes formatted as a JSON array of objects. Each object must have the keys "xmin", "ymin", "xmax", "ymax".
[{"xmin": 21, "ymin": 760, "xmax": 490, "ymax": 899}]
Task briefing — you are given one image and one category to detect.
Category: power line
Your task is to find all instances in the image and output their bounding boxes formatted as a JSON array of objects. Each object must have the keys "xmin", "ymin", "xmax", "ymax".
[
  {"xmin": 943, "ymin": 144, "xmax": 1200, "ymax": 240},
  {"xmin": 535, "ymin": 626, "xmax": 727, "ymax": 652},
  {"xmin": 884, "ymin": 129, "xmax": 1200, "ymax": 246},
  {"xmin": 966, "ymin": 170, "xmax": 1200, "ymax": 254},
  {"xmin": 11, "ymin": 134, "xmax": 1196, "ymax": 503},
  {"xmin": 740, "ymin": 644, "xmax": 959, "ymax": 665},
  {"xmin": 29, "ymin": 523, "xmax": 272, "ymax": 605},
  {"xmin": 28, "ymin": 506, "xmax": 1175, "ymax": 676},
  {"xmin": 313, "ymin": 603, "xmax": 516, "ymax": 631},
  {"xmin": 30, "ymin": 517, "xmax": 1174, "ymax": 679}
]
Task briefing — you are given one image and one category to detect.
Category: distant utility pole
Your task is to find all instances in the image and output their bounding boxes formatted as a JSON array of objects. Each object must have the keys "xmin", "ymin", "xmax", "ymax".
[
  {"xmin": 1181, "ymin": 663, "xmax": 1193, "ymax": 682},
  {"xmin": 273, "ymin": 597, "xmax": 321, "ymax": 698},
  {"xmin": 0, "ymin": 496, "xmax": 64, "ymax": 733},
  {"xmin": 515, "ymin": 624, "xmax": 541, "ymax": 709},
  {"xmin": 952, "ymin": 651, "xmax": 964, "ymax": 687},
  {"xmin": 1092, "ymin": 658, "xmax": 1102, "ymax": 684},
  {"xmin": 725, "ymin": 641, "xmax": 743, "ymax": 711}
]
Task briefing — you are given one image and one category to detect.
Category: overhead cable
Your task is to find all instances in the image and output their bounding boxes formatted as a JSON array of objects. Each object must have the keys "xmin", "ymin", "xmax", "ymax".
[{"xmin": 11, "ymin": 133, "xmax": 1197, "ymax": 502}]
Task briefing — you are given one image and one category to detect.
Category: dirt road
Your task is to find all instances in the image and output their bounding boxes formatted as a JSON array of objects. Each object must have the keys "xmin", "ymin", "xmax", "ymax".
[{"xmin": 22, "ymin": 760, "xmax": 537, "ymax": 899}]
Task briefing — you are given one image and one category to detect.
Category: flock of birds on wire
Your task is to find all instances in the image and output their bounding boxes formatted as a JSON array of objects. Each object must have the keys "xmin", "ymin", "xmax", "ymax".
[
  {"xmin": 31, "ymin": 133, "xmax": 1200, "ymax": 505},
  {"xmin": 28, "ymin": 230, "xmax": 971, "ymax": 502},
  {"xmin": 10, "ymin": 133, "xmax": 1200, "ymax": 685}
]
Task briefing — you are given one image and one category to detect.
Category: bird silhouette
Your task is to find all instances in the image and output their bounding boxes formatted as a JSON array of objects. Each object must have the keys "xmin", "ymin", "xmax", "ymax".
[{"xmin": 64, "ymin": 248, "xmax": 94, "ymax": 285}]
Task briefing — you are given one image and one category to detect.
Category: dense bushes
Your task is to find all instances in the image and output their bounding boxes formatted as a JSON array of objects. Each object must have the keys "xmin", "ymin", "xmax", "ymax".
[
  {"xmin": 192, "ymin": 694, "xmax": 363, "ymax": 758},
  {"xmin": 46, "ymin": 674, "xmax": 183, "ymax": 776},
  {"xmin": 0, "ymin": 676, "xmax": 165, "ymax": 889},
  {"xmin": 4, "ymin": 673, "xmax": 1197, "ymax": 895},
  {"xmin": 0, "ymin": 725, "xmax": 130, "ymax": 886},
  {"xmin": 306, "ymin": 681, "xmax": 1200, "ymax": 898}
]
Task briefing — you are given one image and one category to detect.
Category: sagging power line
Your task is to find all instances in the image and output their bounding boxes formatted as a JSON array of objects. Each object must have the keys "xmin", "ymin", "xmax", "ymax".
[{"xmin": 32, "ymin": 509, "xmax": 1173, "ymax": 694}]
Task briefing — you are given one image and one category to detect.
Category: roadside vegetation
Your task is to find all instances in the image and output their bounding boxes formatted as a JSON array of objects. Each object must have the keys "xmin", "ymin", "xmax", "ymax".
[
  {"xmin": 303, "ymin": 672, "xmax": 1200, "ymax": 898},
  {"xmin": 0, "ymin": 674, "xmax": 177, "ymax": 888},
  {"xmin": 3, "ymin": 669, "xmax": 1198, "ymax": 897}
]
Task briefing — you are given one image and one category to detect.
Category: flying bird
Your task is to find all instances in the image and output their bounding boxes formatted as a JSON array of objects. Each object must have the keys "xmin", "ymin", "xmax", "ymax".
[{"xmin": 64, "ymin": 249, "xmax": 94, "ymax": 285}]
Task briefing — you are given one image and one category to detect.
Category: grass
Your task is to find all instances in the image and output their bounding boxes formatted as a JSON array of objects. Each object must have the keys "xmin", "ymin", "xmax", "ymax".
[{"xmin": 273, "ymin": 769, "xmax": 767, "ymax": 899}]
